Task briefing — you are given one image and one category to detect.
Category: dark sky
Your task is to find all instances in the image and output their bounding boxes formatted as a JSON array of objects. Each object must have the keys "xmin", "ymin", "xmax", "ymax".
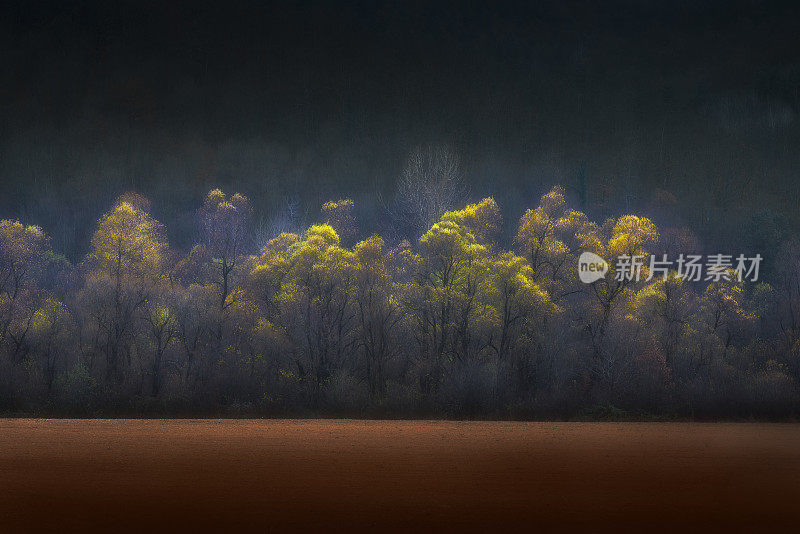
[
  {"xmin": 5, "ymin": 1, "xmax": 796, "ymax": 137},
  {"xmin": 2, "ymin": 1, "xmax": 800, "ymax": 255}
]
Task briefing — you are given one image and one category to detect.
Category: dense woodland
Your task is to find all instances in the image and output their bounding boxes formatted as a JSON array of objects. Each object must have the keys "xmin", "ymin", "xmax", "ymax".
[{"xmin": 2, "ymin": 151, "xmax": 799, "ymax": 418}]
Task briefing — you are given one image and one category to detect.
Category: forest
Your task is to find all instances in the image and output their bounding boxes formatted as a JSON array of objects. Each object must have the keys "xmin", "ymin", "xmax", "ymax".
[{"xmin": 2, "ymin": 149, "xmax": 799, "ymax": 418}]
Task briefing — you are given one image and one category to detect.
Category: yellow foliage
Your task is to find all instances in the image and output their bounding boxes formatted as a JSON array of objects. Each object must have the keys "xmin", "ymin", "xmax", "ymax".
[
  {"xmin": 305, "ymin": 224, "xmax": 341, "ymax": 247},
  {"xmin": 700, "ymin": 276, "xmax": 756, "ymax": 330},
  {"xmin": 204, "ymin": 188, "xmax": 226, "ymax": 208},
  {"xmin": 0, "ymin": 219, "xmax": 51, "ymax": 273},
  {"xmin": 90, "ymin": 201, "xmax": 167, "ymax": 278},
  {"xmin": 607, "ymin": 215, "xmax": 659, "ymax": 258},
  {"xmin": 31, "ymin": 298, "xmax": 71, "ymax": 334},
  {"xmin": 488, "ymin": 251, "xmax": 559, "ymax": 316},
  {"xmin": 321, "ymin": 199, "xmax": 357, "ymax": 242},
  {"xmin": 322, "ymin": 198, "xmax": 354, "ymax": 213},
  {"xmin": 439, "ymin": 197, "xmax": 501, "ymax": 245},
  {"xmin": 148, "ymin": 304, "xmax": 175, "ymax": 329},
  {"xmin": 515, "ymin": 187, "xmax": 592, "ymax": 288}
]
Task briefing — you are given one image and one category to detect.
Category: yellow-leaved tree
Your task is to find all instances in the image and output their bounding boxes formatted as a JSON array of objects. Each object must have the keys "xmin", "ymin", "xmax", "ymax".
[
  {"xmin": 414, "ymin": 197, "xmax": 557, "ymax": 398},
  {"xmin": 90, "ymin": 200, "xmax": 167, "ymax": 281},
  {"xmin": 352, "ymin": 235, "xmax": 404, "ymax": 395},
  {"xmin": 251, "ymin": 224, "xmax": 358, "ymax": 403},
  {"xmin": 322, "ymin": 198, "xmax": 358, "ymax": 245},
  {"xmin": 0, "ymin": 220, "xmax": 57, "ymax": 369},
  {"xmin": 516, "ymin": 186, "xmax": 593, "ymax": 300},
  {"xmin": 199, "ymin": 189, "xmax": 252, "ymax": 310},
  {"xmin": 518, "ymin": 187, "xmax": 659, "ymax": 387},
  {"xmin": 83, "ymin": 197, "xmax": 169, "ymax": 382},
  {"xmin": 416, "ymin": 199, "xmax": 498, "ymax": 370},
  {"xmin": 29, "ymin": 298, "xmax": 74, "ymax": 391},
  {"xmin": 580, "ymin": 214, "xmax": 659, "ymax": 364},
  {"xmin": 698, "ymin": 275, "xmax": 757, "ymax": 359}
]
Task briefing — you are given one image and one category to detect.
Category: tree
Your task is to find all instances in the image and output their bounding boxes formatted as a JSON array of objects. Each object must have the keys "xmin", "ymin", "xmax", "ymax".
[
  {"xmin": 322, "ymin": 199, "xmax": 358, "ymax": 245},
  {"xmin": 583, "ymin": 214, "xmax": 659, "ymax": 363},
  {"xmin": 388, "ymin": 145, "xmax": 467, "ymax": 242},
  {"xmin": 516, "ymin": 188, "xmax": 662, "ymax": 387},
  {"xmin": 412, "ymin": 199, "xmax": 503, "ymax": 397},
  {"xmin": 199, "ymin": 189, "xmax": 252, "ymax": 310},
  {"xmin": 171, "ymin": 282, "xmax": 218, "ymax": 392},
  {"xmin": 515, "ymin": 186, "xmax": 590, "ymax": 297},
  {"xmin": 698, "ymin": 275, "xmax": 756, "ymax": 358},
  {"xmin": 0, "ymin": 221, "xmax": 53, "ymax": 349},
  {"xmin": 0, "ymin": 220, "xmax": 51, "ymax": 295},
  {"xmin": 418, "ymin": 200, "xmax": 489, "ymax": 359},
  {"xmin": 83, "ymin": 197, "xmax": 168, "ymax": 383},
  {"xmin": 0, "ymin": 221, "xmax": 58, "ymax": 404},
  {"xmin": 251, "ymin": 224, "xmax": 358, "ymax": 403},
  {"xmin": 352, "ymin": 235, "xmax": 404, "ymax": 395},
  {"xmin": 486, "ymin": 251, "xmax": 559, "ymax": 396},
  {"xmin": 90, "ymin": 201, "xmax": 167, "ymax": 280},
  {"xmin": 628, "ymin": 272, "xmax": 697, "ymax": 368},
  {"xmin": 488, "ymin": 252, "xmax": 557, "ymax": 359},
  {"xmin": 144, "ymin": 302, "xmax": 177, "ymax": 397},
  {"xmin": 29, "ymin": 298, "xmax": 74, "ymax": 392}
]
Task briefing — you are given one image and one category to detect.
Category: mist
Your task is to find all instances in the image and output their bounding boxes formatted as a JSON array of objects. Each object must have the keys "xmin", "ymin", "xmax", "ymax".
[{"xmin": 3, "ymin": 1, "xmax": 799, "ymax": 260}]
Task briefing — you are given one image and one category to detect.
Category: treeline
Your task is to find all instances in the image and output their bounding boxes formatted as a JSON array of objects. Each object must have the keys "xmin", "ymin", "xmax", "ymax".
[{"xmin": 1, "ymin": 185, "xmax": 799, "ymax": 418}]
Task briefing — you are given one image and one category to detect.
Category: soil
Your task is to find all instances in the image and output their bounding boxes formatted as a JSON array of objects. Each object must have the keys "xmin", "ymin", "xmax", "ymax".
[{"xmin": 1, "ymin": 419, "xmax": 798, "ymax": 532}]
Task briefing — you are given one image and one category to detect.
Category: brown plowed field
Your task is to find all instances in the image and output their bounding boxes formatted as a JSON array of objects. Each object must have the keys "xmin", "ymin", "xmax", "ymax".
[{"xmin": 1, "ymin": 419, "xmax": 798, "ymax": 532}]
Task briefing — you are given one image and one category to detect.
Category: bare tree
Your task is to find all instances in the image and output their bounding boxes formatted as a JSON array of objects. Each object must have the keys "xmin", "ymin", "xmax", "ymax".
[
  {"xmin": 387, "ymin": 145, "xmax": 467, "ymax": 241},
  {"xmin": 253, "ymin": 195, "xmax": 302, "ymax": 249}
]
